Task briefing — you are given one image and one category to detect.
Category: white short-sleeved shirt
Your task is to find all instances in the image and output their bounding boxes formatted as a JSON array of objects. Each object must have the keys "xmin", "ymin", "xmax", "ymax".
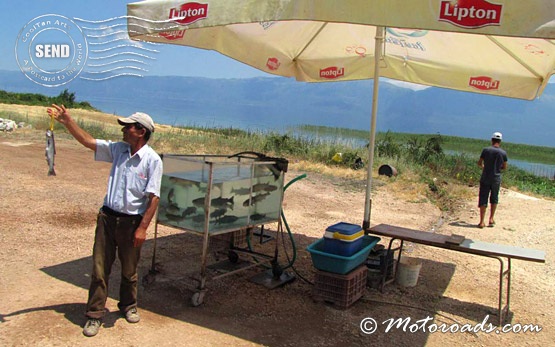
[{"xmin": 95, "ymin": 140, "xmax": 163, "ymax": 215}]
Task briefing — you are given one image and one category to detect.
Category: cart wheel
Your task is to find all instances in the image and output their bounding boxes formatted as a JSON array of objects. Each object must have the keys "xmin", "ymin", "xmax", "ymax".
[
  {"xmin": 228, "ymin": 250, "xmax": 239, "ymax": 263},
  {"xmin": 191, "ymin": 291, "xmax": 205, "ymax": 307}
]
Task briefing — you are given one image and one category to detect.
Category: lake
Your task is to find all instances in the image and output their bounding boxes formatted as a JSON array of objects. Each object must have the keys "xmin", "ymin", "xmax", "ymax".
[
  {"xmin": 508, "ymin": 158, "xmax": 555, "ymax": 179},
  {"xmin": 89, "ymin": 94, "xmax": 554, "ymax": 179},
  {"xmin": 444, "ymin": 150, "xmax": 554, "ymax": 179}
]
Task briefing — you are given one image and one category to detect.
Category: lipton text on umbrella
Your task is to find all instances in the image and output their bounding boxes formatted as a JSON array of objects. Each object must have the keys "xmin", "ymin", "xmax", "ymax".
[
  {"xmin": 320, "ymin": 67, "xmax": 344, "ymax": 79},
  {"xmin": 169, "ymin": 2, "xmax": 208, "ymax": 25},
  {"xmin": 469, "ymin": 76, "xmax": 500, "ymax": 91},
  {"xmin": 439, "ymin": 0, "xmax": 502, "ymax": 28}
]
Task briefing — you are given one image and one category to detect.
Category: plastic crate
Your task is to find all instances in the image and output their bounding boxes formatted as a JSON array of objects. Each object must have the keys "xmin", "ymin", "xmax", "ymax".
[
  {"xmin": 323, "ymin": 222, "xmax": 364, "ymax": 256},
  {"xmin": 366, "ymin": 247, "xmax": 394, "ymax": 279},
  {"xmin": 307, "ymin": 235, "xmax": 380, "ymax": 274},
  {"xmin": 312, "ymin": 264, "xmax": 367, "ymax": 309},
  {"xmin": 366, "ymin": 268, "xmax": 383, "ymax": 289},
  {"xmin": 211, "ymin": 229, "xmax": 248, "ymax": 248}
]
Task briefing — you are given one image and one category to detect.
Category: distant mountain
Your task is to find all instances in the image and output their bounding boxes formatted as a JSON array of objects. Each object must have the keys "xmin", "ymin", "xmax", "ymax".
[{"xmin": 1, "ymin": 70, "xmax": 554, "ymax": 147}]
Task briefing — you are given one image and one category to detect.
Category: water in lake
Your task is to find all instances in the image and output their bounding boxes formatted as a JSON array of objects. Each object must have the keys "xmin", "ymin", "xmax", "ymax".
[{"xmin": 444, "ymin": 149, "xmax": 554, "ymax": 178}]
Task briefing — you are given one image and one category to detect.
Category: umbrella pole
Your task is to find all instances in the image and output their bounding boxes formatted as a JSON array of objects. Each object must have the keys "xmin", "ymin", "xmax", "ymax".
[{"xmin": 363, "ymin": 26, "xmax": 385, "ymax": 230}]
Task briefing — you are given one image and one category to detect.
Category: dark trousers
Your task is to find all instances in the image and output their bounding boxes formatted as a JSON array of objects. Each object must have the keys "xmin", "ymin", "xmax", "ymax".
[
  {"xmin": 478, "ymin": 180, "xmax": 501, "ymax": 206},
  {"xmin": 85, "ymin": 209, "xmax": 143, "ymax": 319}
]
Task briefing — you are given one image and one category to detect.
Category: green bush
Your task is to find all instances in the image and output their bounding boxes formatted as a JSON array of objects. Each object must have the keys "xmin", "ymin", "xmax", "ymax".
[
  {"xmin": 0, "ymin": 89, "xmax": 98, "ymax": 110},
  {"xmin": 376, "ymin": 131, "xmax": 401, "ymax": 158}
]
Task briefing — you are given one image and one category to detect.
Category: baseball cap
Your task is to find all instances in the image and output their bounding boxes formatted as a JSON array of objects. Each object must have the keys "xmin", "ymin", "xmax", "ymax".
[
  {"xmin": 118, "ymin": 112, "xmax": 155, "ymax": 132},
  {"xmin": 491, "ymin": 132, "xmax": 502, "ymax": 140}
]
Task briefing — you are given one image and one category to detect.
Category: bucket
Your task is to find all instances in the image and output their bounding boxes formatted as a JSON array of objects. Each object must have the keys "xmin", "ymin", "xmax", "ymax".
[
  {"xmin": 378, "ymin": 164, "xmax": 398, "ymax": 177},
  {"xmin": 396, "ymin": 257, "xmax": 422, "ymax": 287}
]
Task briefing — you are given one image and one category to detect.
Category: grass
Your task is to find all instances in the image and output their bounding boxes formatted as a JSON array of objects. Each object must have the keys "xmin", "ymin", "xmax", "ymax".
[
  {"xmin": 0, "ymin": 89, "xmax": 97, "ymax": 111},
  {"xmin": 2, "ymin": 105, "xmax": 553, "ymax": 212},
  {"xmin": 297, "ymin": 125, "xmax": 555, "ymax": 164}
]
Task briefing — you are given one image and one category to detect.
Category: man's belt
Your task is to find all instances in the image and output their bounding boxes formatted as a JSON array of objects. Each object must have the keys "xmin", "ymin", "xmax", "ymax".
[{"xmin": 101, "ymin": 206, "xmax": 139, "ymax": 218}]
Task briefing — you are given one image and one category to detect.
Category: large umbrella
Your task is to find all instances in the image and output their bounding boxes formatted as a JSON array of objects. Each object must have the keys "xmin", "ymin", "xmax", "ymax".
[{"xmin": 127, "ymin": 0, "xmax": 555, "ymax": 229}]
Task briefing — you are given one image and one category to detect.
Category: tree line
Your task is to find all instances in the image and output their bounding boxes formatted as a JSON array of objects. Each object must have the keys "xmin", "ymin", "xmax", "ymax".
[{"xmin": 0, "ymin": 89, "xmax": 97, "ymax": 110}]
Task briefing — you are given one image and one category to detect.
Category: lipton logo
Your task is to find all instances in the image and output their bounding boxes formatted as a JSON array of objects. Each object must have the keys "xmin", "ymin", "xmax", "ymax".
[
  {"xmin": 469, "ymin": 76, "xmax": 500, "ymax": 90},
  {"xmin": 266, "ymin": 58, "xmax": 280, "ymax": 71},
  {"xmin": 159, "ymin": 30, "xmax": 186, "ymax": 40},
  {"xmin": 439, "ymin": 0, "xmax": 502, "ymax": 28},
  {"xmin": 320, "ymin": 67, "xmax": 344, "ymax": 79},
  {"xmin": 169, "ymin": 2, "xmax": 208, "ymax": 25}
]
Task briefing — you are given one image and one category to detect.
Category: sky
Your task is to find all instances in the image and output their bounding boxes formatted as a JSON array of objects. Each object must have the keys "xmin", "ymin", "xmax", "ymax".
[
  {"xmin": 1, "ymin": 0, "xmax": 270, "ymax": 79},
  {"xmin": 0, "ymin": 0, "xmax": 440, "ymax": 90},
  {"xmin": 3, "ymin": 1, "xmax": 552, "ymax": 86}
]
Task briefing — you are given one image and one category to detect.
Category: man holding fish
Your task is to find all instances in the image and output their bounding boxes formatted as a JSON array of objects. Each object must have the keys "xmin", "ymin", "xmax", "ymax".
[{"xmin": 47, "ymin": 104, "xmax": 163, "ymax": 337}]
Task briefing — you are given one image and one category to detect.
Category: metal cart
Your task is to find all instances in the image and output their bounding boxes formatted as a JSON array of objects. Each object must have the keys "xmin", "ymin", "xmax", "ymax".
[{"xmin": 148, "ymin": 153, "xmax": 288, "ymax": 306}]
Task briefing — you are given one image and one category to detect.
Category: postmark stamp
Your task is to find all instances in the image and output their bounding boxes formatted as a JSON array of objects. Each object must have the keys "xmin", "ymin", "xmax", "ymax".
[{"xmin": 15, "ymin": 14, "xmax": 88, "ymax": 87}]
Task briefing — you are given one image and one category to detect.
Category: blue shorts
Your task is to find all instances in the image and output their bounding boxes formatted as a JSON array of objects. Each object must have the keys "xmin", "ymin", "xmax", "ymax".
[{"xmin": 478, "ymin": 181, "xmax": 501, "ymax": 207}]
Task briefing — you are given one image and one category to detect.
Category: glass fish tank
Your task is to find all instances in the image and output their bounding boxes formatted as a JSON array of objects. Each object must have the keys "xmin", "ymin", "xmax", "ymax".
[{"xmin": 158, "ymin": 153, "xmax": 288, "ymax": 235}]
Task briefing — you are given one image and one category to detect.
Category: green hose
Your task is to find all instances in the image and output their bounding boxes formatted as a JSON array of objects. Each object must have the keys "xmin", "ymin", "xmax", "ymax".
[
  {"xmin": 280, "ymin": 173, "xmax": 307, "ymax": 269},
  {"xmin": 284, "ymin": 173, "xmax": 307, "ymax": 191}
]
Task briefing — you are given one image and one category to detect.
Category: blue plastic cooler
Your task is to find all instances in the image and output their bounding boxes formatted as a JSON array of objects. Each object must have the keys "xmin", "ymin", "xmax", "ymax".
[{"xmin": 323, "ymin": 222, "xmax": 364, "ymax": 256}]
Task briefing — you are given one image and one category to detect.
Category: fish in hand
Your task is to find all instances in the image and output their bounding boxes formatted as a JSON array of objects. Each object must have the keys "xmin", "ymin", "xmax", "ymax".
[{"xmin": 45, "ymin": 129, "xmax": 56, "ymax": 176}]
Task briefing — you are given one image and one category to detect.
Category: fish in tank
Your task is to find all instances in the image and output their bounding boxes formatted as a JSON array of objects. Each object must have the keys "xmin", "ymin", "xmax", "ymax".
[{"xmin": 157, "ymin": 154, "xmax": 287, "ymax": 234}]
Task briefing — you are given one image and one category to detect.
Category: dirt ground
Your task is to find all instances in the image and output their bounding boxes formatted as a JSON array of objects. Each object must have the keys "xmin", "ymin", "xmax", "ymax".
[{"xmin": 0, "ymin": 128, "xmax": 553, "ymax": 347}]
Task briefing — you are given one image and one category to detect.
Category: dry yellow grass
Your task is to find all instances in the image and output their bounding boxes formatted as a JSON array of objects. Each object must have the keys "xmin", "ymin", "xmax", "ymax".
[
  {"xmin": 292, "ymin": 159, "xmax": 367, "ymax": 180},
  {"xmin": 1, "ymin": 103, "xmax": 113, "ymax": 124},
  {"xmin": 0, "ymin": 103, "xmax": 186, "ymax": 134}
]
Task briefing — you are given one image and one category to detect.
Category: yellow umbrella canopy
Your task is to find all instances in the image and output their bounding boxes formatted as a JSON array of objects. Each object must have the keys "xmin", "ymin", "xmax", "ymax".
[
  {"xmin": 127, "ymin": 0, "xmax": 555, "ymax": 227},
  {"xmin": 127, "ymin": 0, "xmax": 555, "ymax": 37}
]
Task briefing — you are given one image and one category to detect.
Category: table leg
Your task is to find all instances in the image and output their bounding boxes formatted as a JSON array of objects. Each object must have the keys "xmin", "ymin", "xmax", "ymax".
[
  {"xmin": 493, "ymin": 256, "xmax": 511, "ymax": 326},
  {"xmin": 380, "ymin": 238, "xmax": 403, "ymax": 292}
]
